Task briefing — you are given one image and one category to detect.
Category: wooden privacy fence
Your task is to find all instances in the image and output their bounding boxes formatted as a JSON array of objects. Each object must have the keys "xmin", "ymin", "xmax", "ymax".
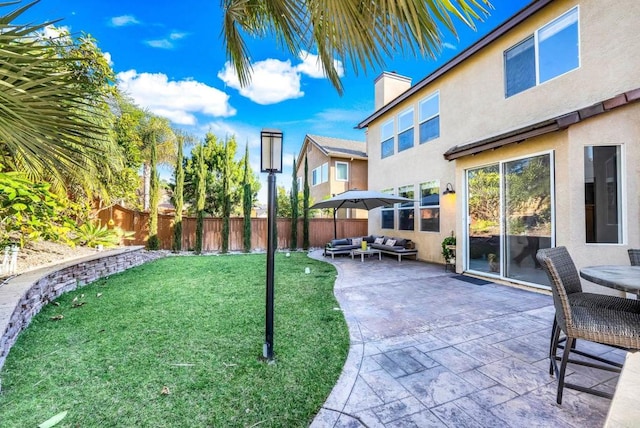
[{"xmin": 97, "ymin": 204, "xmax": 368, "ymax": 251}]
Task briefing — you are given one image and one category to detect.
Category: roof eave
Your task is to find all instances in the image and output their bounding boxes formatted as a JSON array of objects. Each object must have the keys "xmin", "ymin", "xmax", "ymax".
[{"xmin": 356, "ymin": 0, "xmax": 554, "ymax": 130}]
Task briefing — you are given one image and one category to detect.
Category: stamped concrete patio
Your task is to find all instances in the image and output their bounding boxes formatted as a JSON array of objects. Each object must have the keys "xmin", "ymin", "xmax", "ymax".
[{"xmin": 309, "ymin": 250, "xmax": 624, "ymax": 427}]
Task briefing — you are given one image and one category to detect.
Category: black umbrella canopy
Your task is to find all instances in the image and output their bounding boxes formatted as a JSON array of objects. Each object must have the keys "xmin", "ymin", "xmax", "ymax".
[
  {"xmin": 309, "ymin": 189, "xmax": 414, "ymax": 211},
  {"xmin": 309, "ymin": 190, "xmax": 415, "ymax": 239}
]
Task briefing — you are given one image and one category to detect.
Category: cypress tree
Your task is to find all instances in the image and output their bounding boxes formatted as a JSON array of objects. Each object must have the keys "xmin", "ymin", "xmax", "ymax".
[
  {"xmin": 195, "ymin": 144, "xmax": 206, "ymax": 254},
  {"xmin": 147, "ymin": 131, "xmax": 160, "ymax": 250},
  {"xmin": 221, "ymin": 139, "xmax": 231, "ymax": 253},
  {"xmin": 242, "ymin": 144, "xmax": 252, "ymax": 252},
  {"xmin": 172, "ymin": 134, "xmax": 184, "ymax": 252},
  {"xmin": 303, "ymin": 155, "xmax": 310, "ymax": 250},
  {"xmin": 290, "ymin": 158, "xmax": 299, "ymax": 250}
]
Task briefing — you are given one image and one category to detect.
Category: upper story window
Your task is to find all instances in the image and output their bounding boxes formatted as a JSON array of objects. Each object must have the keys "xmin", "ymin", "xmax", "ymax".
[
  {"xmin": 584, "ymin": 145, "xmax": 622, "ymax": 244},
  {"xmin": 297, "ymin": 177, "xmax": 302, "ymax": 190},
  {"xmin": 312, "ymin": 163, "xmax": 328, "ymax": 186},
  {"xmin": 420, "ymin": 181, "xmax": 440, "ymax": 232},
  {"xmin": 398, "ymin": 185, "xmax": 415, "ymax": 231},
  {"xmin": 419, "ymin": 92, "xmax": 440, "ymax": 144},
  {"xmin": 335, "ymin": 161, "xmax": 348, "ymax": 181},
  {"xmin": 505, "ymin": 7, "xmax": 579, "ymax": 97},
  {"xmin": 397, "ymin": 108, "xmax": 414, "ymax": 152},
  {"xmin": 381, "ymin": 120, "xmax": 394, "ymax": 159},
  {"xmin": 381, "ymin": 188, "xmax": 395, "ymax": 229}
]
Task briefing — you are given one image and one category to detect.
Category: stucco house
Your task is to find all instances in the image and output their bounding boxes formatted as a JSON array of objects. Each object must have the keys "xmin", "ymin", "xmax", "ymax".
[
  {"xmin": 296, "ymin": 134, "xmax": 368, "ymax": 219},
  {"xmin": 357, "ymin": 0, "xmax": 640, "ymax": 290}
]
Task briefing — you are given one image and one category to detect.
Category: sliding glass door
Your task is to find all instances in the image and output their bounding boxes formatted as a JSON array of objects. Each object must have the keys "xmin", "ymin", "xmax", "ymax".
[{"xmin": 466, "ymin": 153, "xmax": 553, "ymax": 286}]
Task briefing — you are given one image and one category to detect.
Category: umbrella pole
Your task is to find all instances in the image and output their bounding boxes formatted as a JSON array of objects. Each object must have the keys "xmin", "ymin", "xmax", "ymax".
[{"xmin": 333, "ymin": 208, "xmax": 337, "ymax": 239}]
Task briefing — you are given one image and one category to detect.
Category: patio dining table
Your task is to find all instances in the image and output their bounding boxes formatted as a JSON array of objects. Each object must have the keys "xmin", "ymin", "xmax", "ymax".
[{"xmin": 579, "ymin": 265, "xmax": 640, "ymax": 295}]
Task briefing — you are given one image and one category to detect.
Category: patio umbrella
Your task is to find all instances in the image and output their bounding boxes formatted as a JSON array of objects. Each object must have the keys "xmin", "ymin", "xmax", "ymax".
[{"xmin": 309, "ymin": 189, "xmax": 415, "ymax": 239}]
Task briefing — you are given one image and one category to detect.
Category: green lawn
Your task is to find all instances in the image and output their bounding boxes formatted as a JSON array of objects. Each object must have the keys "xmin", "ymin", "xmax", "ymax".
[{"xmin": 0, "ymin": 253, "xmax": 349, "ymax": 427}]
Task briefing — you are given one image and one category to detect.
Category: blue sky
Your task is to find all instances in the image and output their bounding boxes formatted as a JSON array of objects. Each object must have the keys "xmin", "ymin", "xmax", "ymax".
[{"xmin": 23, "ymin": 0, "xmax": 531, "ymax": 203}]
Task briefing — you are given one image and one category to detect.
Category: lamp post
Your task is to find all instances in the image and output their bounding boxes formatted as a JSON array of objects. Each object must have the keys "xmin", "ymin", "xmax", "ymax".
[{"xmin": 261, "ymin": 128, "xmax": 283, "ymax": 361}]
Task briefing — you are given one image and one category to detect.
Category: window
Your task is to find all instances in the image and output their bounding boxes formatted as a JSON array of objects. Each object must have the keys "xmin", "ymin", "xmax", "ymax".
[
  {"xmin": 398, "ymin": 185, "xmax": 415, "ymax": 231},
  {"xmin": 398, "ymin": 108, "xmax": 414, "ymax": 152},
  {"xmin": 584, "ymin": 146, "xmax": 622, "ymax": 243},
  {"xmin": 311, "ymin": 163, "xmax": 328, "ymax": 186},
  {"xmin": 419, "ymin": 92, "xmax": 440, "ymax": 143},
  {"xmin": 297, "ymin": 177, "xmax": 302, "ymax": 190},
  {"xmin": 505, "ymin": 7, "xmax": 579, "ymax": 97},
  {"xmin": 336, "ymin": 161, "xmax": 348, "ymax": 181},
  {"xmin": 381, "ymin": 188, "xmax": 395, "ymax": 229},
  {"xmin": 420, "ymin": 181, "xmax": 440, "ymax": 232},
  {"xmin": 381, "ymin": 120, "xmax": 394, "ymax": 159}
]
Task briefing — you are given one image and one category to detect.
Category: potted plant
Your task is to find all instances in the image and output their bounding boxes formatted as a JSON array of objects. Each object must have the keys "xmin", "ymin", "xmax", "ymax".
[{"xmin": 441, "ymin": 233, "xmax": 456, "ymax": 264}]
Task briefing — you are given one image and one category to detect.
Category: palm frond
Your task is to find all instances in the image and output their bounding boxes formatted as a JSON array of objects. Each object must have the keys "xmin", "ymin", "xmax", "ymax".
[{"xmin": 222, "ymin": 0, "xmax": 491, "ymax": 95}]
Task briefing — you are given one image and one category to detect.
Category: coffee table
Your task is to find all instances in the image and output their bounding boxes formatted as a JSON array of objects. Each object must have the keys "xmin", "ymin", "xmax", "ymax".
[{"xmin": 351, "ymin": 248, "xmax": 382, "ymax": 262}]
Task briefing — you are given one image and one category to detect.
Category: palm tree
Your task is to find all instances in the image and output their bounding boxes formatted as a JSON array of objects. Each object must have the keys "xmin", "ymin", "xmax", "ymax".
[
  {"xmin": 138, "ymin": 113, "xmax": 175, "ymax": 210},
  {"xmin": 222, "ymin": 0, "xmax": 490, "ymax": 94},
  {"xmin": 0, "ymin": 2, "xmax": 116, "ymax": 192}
]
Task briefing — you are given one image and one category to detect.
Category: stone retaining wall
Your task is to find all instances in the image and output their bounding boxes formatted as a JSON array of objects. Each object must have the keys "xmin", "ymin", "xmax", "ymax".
[{"xmin": 0, "ymin": 246, "xmax": 167, "ymax": 371}]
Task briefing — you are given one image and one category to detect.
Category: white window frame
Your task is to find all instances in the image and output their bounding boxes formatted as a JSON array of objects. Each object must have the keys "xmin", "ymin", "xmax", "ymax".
[
  {"xmin": 584, "ymin": 144, "xmax": 624, "ymax": 245},
  {"xmin": 397, "ymin": 108, "xmax": 414, "ymax": 152},
  {"xmin": 398, "ymin": 185, "xmax": 415, "ymax": 231},
  {"xmin": 504, "ymin": 6, "xmax": 580, "ymax": 97},
  {"xmin": 419, "ymin": 91, "xmax": 440, "ymax": 144},
  {"xmin": 312, "ymin": 163, "xmax": 329, "ymax": 186},
  {"xmin": 381, "ymin": 119, "xmax": 395, "ymax": 159},
  {"xmin": 335, "ymin": 161, "xmax": 349, "ymax": 181},
  {"xmin": 419, "ymin": 180, "xmax": 440, "ymax": 233},
  {"xmin": 381, "ymin": 188, "xmax": 395, "ymax": 229}
]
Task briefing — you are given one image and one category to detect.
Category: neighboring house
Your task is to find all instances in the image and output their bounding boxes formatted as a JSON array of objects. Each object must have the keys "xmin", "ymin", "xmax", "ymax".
[
  {"xmin": 357, "ymin": 0, "xmax": 640, "ymax": 290},
  {"xmin": 296, "ymin": 134, "xmax": 368, "ymax": 219}
]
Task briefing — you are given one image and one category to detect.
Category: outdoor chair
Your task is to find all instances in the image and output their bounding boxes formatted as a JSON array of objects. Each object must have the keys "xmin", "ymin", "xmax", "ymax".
[
  {"xmin": 536, "ymin": 246, "xmax": 640, "ymax": 404},
  {"xmin": 629, "ymin": 249, "xmax": 640, "ymax": 266}
]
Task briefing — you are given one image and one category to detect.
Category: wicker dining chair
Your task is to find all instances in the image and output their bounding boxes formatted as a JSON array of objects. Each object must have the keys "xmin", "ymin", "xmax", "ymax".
[
  {"xmin": 536, "ymin": 246, "xmax": 640, "ymax": 404},
  {"xmin": 629, "ymin": 249, "xmax": 640, "ymax": 266}
]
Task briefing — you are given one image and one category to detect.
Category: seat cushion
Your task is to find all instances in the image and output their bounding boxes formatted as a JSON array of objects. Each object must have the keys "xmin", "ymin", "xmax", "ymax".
[{"xmin": 567, "ymin": 305, "xmax": 640, "ymax": 349}]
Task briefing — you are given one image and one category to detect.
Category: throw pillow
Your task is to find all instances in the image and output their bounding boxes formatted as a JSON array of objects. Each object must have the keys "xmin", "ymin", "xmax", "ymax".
[
  {"xmin": 386, "ymin": 239, "xmax": 397, "ymax": 247},
  {"xmin": 374, "ymin": 237, "xmax": 384, "ymax": 245},
  {"xmin": 351, "ymin": 237, "xmax": 362, "ymax": 246}
]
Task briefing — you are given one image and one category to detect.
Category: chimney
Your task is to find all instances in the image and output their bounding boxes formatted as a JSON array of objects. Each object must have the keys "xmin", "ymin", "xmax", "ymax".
[{"xmin": 374, "ymin": 71, "xmax": 411, "ymax": 110}]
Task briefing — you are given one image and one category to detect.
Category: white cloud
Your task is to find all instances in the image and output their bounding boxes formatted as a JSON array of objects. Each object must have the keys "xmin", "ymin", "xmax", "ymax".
[
  {"xmin": 145, "ymin": 39, "xmax": 174, "ymax": 49},
  {"xmin": 296, "ymin": 50, "xmax": 344, "ymax": 78},
  {"xmin": 218, "ymin": 59, "xmax": 304, "ymax": 105},
  {"xmin": 110, "ymin": 15, "xmax": 140, "ymax": 27},
  {"xmin": 116, "ymin": 70, "xmax": 236, "ymax": 125},
  {"xmin": 442, "ymin": 42, "xmax": 457, "ymax": 50},
  {"xmin": 40, "ymin": 25, "xmax": 70, "ymax": 40},
  {"xmin": 145, "ymin": 31, "xmax": 189, "ymax": 49},
  {"xmin": 169, "ymin": 32, "xmax": 188, "ymax": 40},
  {"xmin": 103, "ymin": 52, "xmax": 113, "ymax": 66}
]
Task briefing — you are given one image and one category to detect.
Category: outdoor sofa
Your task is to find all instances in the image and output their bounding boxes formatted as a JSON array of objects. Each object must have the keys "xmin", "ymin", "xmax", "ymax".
[{"xmin": 324, "ymin": 236, "xmax": 418, "ymax": 262}]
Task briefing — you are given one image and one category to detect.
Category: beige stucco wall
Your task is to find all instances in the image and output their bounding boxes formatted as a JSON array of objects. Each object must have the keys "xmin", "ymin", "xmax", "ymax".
[
  {"xmin": 365, "ymin": 0, "xmax": 640, "ymax": 273},
  {"xmin": 455, "ymin": 103, "xmax": 639, "ymax": 292}
]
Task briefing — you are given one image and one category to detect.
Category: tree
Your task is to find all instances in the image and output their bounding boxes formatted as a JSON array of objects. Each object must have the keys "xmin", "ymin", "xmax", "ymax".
[
  {"xmin": 290, "ymin": 158, "xmax": 299, "ymax": 250},
  {"xmin": 172, "ymin": 132, "xmax": 186, "ymax": 252},
  {"xmin": 303, "ymin": 155, "xmax": 310, "ymax": 250},
  {"xmin": 242, "ymin": 144, "xmax": 252, "ymax": 253},
  {"xmin": 221, "ymin": 139, "xmax": 231, "ymax": 253},
  {"xmin": 194, "ymin": 144, "xmax": 207, "ymax": 254},
  {"xmin": 222, "ymin": 0, "xmax": 489, "ymax": 95},
  {"xmin": 183, "ymin": 133, "xmax": 260, "ymax": 217},
  {"xmin": 276, "ymin": 186, "xmax": 292, "ymax": 217},
  {"xmin": 147, "ymin": 130, "xmax": 160, "ymax": 250},
  {"xmin": 0, "ymin": 3, "xmax": 119, "ymax": 196},
  {"xmin": 139, "ymin": 114, "xmax": 175, "ymax": 211}
]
